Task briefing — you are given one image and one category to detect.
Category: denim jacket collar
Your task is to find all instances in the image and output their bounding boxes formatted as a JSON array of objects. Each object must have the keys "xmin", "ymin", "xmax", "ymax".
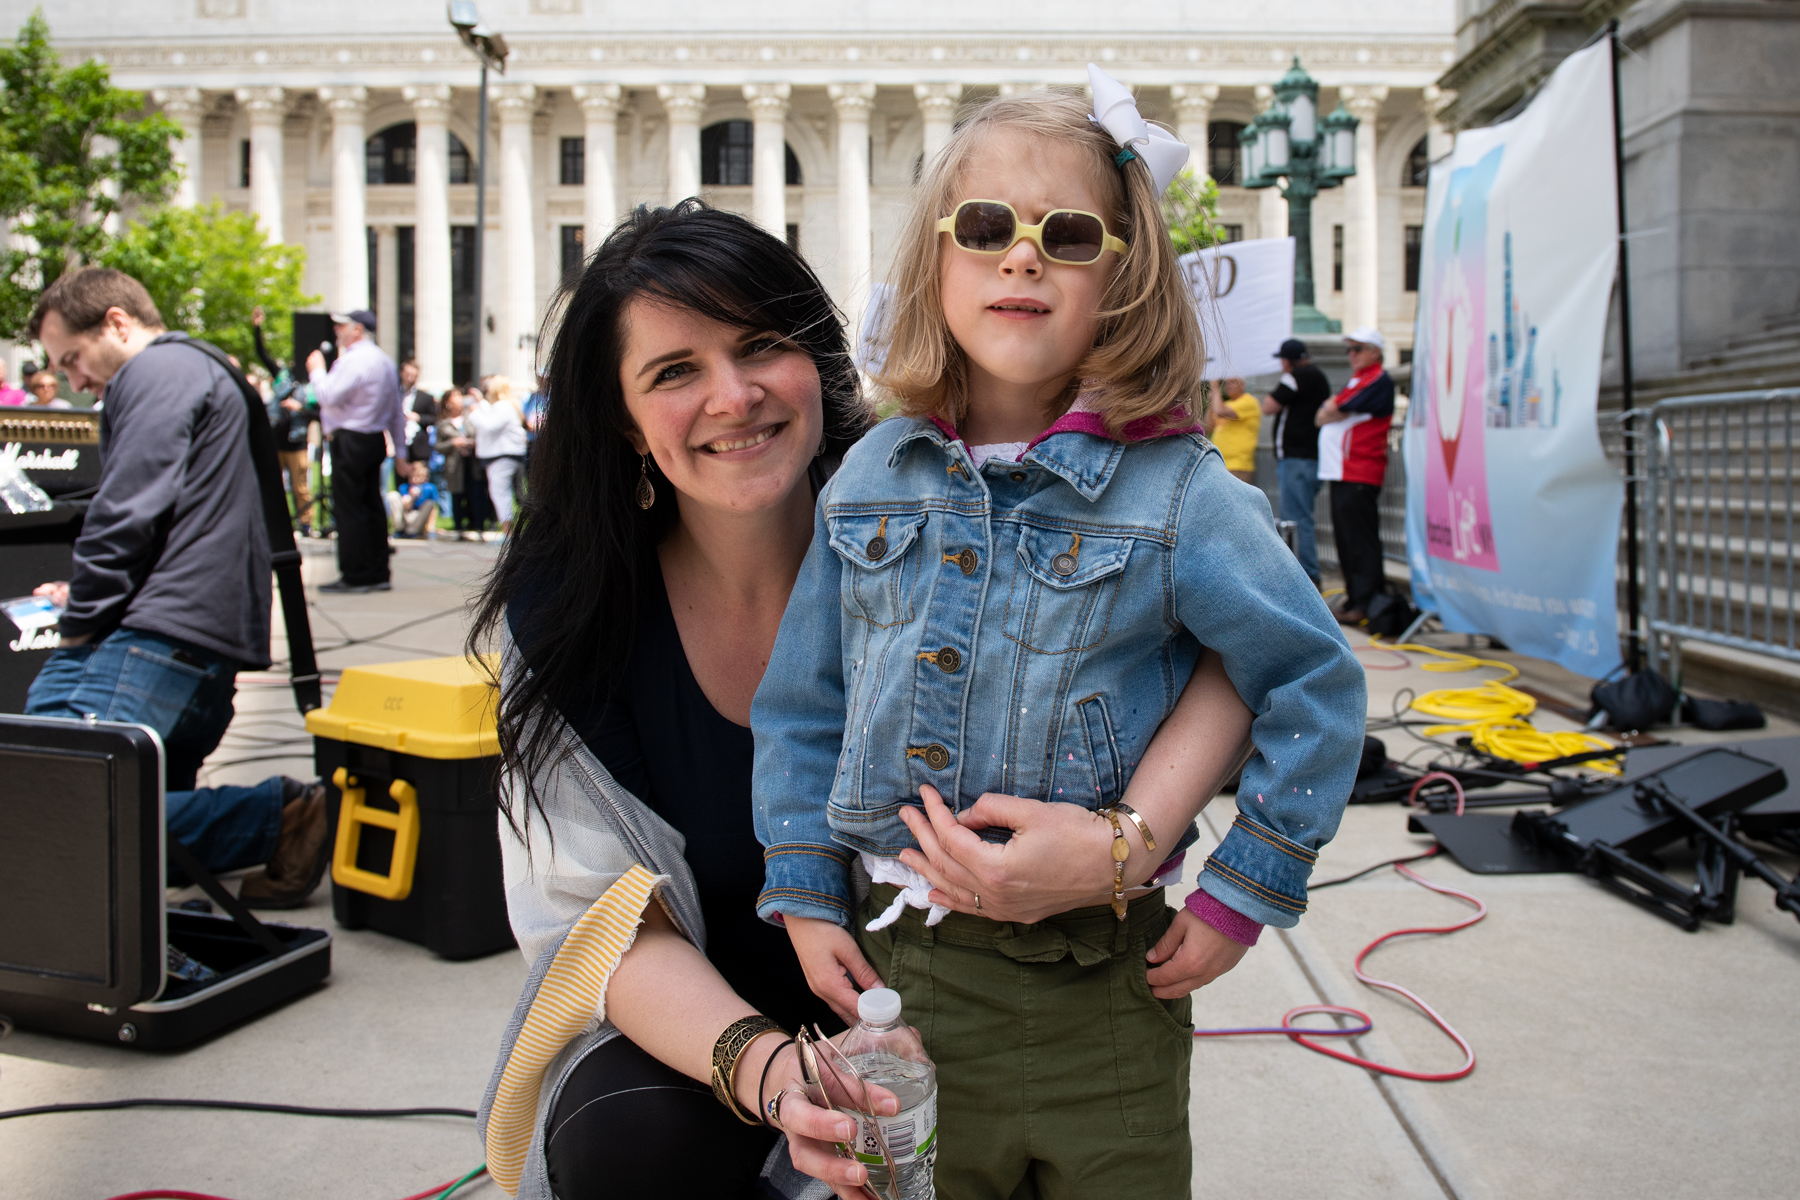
[{"xmin": 887, "ymin": 404, "xmax": 1199, "ymax": 503}]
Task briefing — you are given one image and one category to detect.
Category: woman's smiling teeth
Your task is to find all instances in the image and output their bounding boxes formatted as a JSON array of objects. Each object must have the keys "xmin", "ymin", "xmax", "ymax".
[
  {"xmin": 703, "ymin": 424, "xmax": 781, "ymax": 453},
  {"xmin": 991, "ymin": 303, "xmax": 1050, "ymax": 313}
]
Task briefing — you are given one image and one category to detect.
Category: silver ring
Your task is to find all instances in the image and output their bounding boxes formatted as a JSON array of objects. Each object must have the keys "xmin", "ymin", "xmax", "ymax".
[{"xmin": 973, "ymin": 893, "xmax": 982, "ymax": 912}]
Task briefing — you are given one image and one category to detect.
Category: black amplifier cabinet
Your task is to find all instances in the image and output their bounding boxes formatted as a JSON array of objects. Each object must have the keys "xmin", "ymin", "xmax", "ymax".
[
  {"xmin": 0, "ymin": 716, "xmax": 330, "ymax": 1049},
  {"xmin": 2, "ymin": 409, "xmax": 101, "ymax": 497},
  {"xmin": 0, "ymin": 501, "xmax": 87, "ymax": 713}
]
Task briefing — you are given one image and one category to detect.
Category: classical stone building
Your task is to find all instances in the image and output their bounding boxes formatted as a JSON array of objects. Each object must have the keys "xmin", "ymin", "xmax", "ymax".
[
  {"xmin": 1440, "ymin": 0, "xmax": 1800, "ymax": 395},
  {"xmin": 44, "ymin": 2, "xmax": 1457, "ymax": 390}
]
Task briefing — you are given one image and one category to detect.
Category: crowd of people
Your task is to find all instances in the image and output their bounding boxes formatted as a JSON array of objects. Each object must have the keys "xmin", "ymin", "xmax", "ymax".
[{"xmin": 240, "ymin": 306, "xmax": 546, "ymax": 575}]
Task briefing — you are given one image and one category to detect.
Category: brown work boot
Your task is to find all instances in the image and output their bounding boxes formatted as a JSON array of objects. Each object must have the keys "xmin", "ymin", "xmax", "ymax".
[{"xmin": 240, "ymin": 779, "xmax": 330, "ymax": 909}]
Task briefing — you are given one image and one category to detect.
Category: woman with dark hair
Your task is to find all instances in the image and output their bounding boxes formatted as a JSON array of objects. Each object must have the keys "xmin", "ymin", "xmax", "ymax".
[
  {"xmin": 470, "ymin": 202, "xmax": 882, "ymax": 1200},
  {"xmin": 471, "ymin": 201, "xmax": 1255, "ymax": 1200}
]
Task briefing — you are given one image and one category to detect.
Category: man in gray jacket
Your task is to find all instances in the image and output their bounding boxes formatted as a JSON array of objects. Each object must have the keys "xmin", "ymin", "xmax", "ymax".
[{"xmin": 24, "ymin": 268, "xmax": 327, "ymax": 908}]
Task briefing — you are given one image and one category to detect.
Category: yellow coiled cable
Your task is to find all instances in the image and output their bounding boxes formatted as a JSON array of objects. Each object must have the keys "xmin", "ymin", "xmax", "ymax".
[{"xmin": 1369, "ymin": 638, "xmax": 1620, "ymax": 773}]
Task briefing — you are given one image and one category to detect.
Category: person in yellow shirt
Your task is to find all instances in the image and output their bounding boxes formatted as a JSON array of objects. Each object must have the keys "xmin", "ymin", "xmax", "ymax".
[{"xmin": 1206, "ymin": 376, "xmax": 1262, "ymax": 483}]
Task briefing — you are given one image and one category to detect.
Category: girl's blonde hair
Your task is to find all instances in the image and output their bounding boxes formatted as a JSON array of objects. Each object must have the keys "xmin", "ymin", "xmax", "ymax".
[{"xmin": 873, "ymin": 88, "xmax": 1207, "ymax": 436}]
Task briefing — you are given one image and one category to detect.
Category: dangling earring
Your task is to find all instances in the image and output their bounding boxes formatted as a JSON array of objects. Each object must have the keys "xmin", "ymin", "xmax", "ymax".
[{"xmin": 635, "ymin": 454, "xmax": 656, "ymax": 510}]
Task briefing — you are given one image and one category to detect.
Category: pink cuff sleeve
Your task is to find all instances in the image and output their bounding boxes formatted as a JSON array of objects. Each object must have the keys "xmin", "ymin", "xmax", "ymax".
[{"xmin": 1184, "ymin": 888, "xmax": 1263, "ymax": 947}]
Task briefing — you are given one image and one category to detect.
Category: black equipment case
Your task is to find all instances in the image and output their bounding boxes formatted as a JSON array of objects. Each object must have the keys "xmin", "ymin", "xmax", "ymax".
[
  {"xmin": 306, "ymin": 655, "xmax": 514, "ymax": 961},
  {"xmin": 0, "ymin": 715, "xmax": 330, "ymax": 1049}
]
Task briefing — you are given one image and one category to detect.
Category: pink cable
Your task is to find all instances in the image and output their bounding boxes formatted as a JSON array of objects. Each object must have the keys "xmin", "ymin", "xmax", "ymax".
[
  {"xmin": 1285, "ymin": 863, "xmax": 1486, "ymax": 1081},
  {"xmin": 105, "ymin": 1173, "xmax": 470, "ymax": 1200},
  {"xmin": 1408, "ymin": 770, "xmax": 1467, "ymax": 816},
  {"xmin": 1194, "ymin": 861, "xmax": 1487, "ymax": 1083}
]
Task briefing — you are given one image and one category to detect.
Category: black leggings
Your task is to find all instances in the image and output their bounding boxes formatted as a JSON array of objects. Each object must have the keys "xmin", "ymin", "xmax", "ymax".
[{"xmin": 545, "ymin": 1034, "xmax": 777, "ymax": 1200}]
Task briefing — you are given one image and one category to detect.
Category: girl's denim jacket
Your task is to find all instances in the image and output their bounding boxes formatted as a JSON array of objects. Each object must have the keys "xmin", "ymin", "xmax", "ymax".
[{"xmin": 752, "ymin": 414, "xmax": 1365, "ymax": 930}]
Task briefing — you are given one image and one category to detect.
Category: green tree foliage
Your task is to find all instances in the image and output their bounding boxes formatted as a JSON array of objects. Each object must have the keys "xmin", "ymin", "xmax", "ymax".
[
  {"xmin": 0, "ymin": 10, "xmax": 182, "ymax": 336},
  {"xmin": 1161, "ymin": 167, "xmax": 1223, "ymax": 257},
  {"xmin": 98, "ymin": 203, "xmax": 316, "ymax": 367}
]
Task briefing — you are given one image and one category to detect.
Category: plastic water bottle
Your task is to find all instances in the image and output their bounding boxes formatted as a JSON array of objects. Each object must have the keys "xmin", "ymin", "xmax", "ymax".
[{"xmin": 842, "ymin": 988, "xmax": 937, "ymax": 1200}]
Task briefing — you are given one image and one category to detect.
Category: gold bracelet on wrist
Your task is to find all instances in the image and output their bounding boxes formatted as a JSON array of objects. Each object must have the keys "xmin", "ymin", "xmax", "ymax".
[
  {"xmin": 1100, "ymin": 807, "xmax": 1130, "ymax": 921},
  {"xmin": 1112, "ymin": 802, "xmax": 1157, "ymax": 853},
  {"xmin": 710, "ymin": 1016, "xmax": 787, "ymax": 1125}
]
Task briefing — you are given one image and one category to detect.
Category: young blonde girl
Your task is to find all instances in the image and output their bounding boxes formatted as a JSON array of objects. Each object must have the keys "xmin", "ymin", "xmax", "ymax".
[{"xmin": 753, "ymin": 76, "xmax": 1364, "ymax": 1198}]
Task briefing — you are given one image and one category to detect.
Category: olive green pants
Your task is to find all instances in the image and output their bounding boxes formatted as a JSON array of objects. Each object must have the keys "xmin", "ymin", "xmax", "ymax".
[{"xmin": 857, "ymin": 884, "xmax": 1192, "ymax": 1200}]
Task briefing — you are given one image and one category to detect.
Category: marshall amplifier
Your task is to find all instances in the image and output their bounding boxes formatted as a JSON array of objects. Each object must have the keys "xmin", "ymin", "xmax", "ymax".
[
  {"xmin": 2, "ymin": 410, "xmax": 101, "ymax": 498},
  {"xmin": 0, "ymin": 501, "xmax": 87, "ymax": 712}
]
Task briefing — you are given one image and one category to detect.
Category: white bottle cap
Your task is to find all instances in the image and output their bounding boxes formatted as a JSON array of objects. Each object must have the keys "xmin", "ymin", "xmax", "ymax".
[{"xmin": 858, "ymin": 987, "xmax": 903, "ymax": 1026}]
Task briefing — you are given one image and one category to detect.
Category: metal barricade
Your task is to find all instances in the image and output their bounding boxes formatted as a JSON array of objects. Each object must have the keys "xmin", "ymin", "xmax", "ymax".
[{"xmin": 1628, "ymin": 389, "xmax": 1799, "ymax": 676}]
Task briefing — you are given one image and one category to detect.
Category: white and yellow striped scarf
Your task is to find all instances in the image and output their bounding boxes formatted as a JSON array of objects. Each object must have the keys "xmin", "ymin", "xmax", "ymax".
[{"xmin": 484, "ymin": 862, "xmax": 660, "ymax": 1195}]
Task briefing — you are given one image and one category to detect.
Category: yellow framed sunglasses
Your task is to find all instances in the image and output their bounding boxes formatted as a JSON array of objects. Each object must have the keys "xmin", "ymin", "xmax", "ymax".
[{"xmin": 936, "ymin": 199, "xmax": 1129, "ymax": 265}]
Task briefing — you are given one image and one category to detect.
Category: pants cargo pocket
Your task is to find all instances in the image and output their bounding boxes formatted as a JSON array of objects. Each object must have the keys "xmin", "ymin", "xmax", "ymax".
[{"xmin": 1107, "ymin": 923, "xmax": 1193, "ymax": 1137}]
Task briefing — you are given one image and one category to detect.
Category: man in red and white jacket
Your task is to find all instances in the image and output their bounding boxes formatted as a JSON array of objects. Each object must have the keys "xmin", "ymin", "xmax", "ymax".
[{"xmin": 1316, "ymin": 327, "xmax": 1395, "ymax": 624}]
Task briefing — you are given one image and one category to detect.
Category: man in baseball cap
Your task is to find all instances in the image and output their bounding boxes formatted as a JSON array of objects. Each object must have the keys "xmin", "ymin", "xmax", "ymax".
[
  {"xmin": 1315, "ymin": 326, "xmax": 1395, "ymax": 623},
  {"xmin": 1261, "ymin": 337, "xmax": 1334, "ymax": 585},
  {"xmin": 307, "ymin": 308, "xmax": 404, "ymax": 591}
]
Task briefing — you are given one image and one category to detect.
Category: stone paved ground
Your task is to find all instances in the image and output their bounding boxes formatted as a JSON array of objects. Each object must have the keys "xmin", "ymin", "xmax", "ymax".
[{"xmin": 3, "ymin": 541, "xmax": 1798, "ymax": 1199}]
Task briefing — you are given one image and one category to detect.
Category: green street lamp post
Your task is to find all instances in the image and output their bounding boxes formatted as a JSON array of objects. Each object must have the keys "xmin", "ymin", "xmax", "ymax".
[
  {"xmin": 1239, "ymin": 57, "xmax": 1359, "ymax": 334},
  {"xmin": 449, "ymin": 2, "xmax": 508, "ymax": 383}
]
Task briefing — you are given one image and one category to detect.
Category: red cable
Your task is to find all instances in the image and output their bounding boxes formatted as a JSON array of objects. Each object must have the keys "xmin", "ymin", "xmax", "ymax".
[
  {"xmin": 1353, "ymin": 644, "xmax": 1412, "ymax": 670},
  {"xmin": 1194, "ymin": 861, "xmax": 1486, "ymax": 1083},
  {"xmin": 1407, "ymin": 770, "xmax": 1467, "ymax": 816},
  {"xmin": 105, "ymin": 1172, "xmax": 472, "ymax": 1200},
  {"xmin": 1288, "ymin": 863, "xmax": 1485, "ymax": 1081}
]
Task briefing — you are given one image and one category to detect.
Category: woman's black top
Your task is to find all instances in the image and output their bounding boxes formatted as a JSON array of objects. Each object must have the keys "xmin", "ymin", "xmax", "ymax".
[{"xmin": 513, "ymin": 567, "xmax": 838, "ymax": 1037}]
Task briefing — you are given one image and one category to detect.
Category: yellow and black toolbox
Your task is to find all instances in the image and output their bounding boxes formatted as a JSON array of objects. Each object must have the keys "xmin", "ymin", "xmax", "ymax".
[{"xmin": 305, "ymin": 656, "xmax": 514, "ymax": 960}]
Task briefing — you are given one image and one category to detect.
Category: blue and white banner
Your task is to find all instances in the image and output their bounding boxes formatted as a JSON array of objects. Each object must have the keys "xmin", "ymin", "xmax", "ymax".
[{"xmin": 1405, "ymin": 39, "xmax": 1624, "ymax": 677}]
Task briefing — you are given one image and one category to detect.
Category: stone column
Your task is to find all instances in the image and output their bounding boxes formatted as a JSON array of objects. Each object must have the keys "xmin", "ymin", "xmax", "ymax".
[
  {"xmin": 319, "ymin": 86, "xmax": 368, "ymax": 312},
  {"xmin": 1341, "ymin": 86, "xmax": 1388, "ymax": 341},
  {"xmin": 1422, "ymin": 85, "xmax": 1456, "ymax": 162},
  {"xmin": 236, "ymin": 86, "xmax": 287, "ymax": 244},
  {"xmin": 658, "ymin": 84, "xmax": 706, "ymax": 205},
  {"xmin": 1253, "ymin": 84, "xmax": 1287, "ymax": 241},
  {"xmin": 405, "ymin": 84, "xmax": 453, "ymax": 390},
  {"xmin": 153, "ymin": 88, "xmax": 205, "ymax": 208},
  {"xmin": 744, "ymin": 83, "xmax": 791, "ymax": 237},
  {"xmin": 1169, "ymin": 84, "xmax": 1219, "ymax": 181},
  {"xmin": 374, "ymin": 225, "xmax": 400, "ymax": 358},
  {"xmin": 829, "ymin": 82, "xmax": 877, "ymax": 339},
  {"xmin": 913, "ymin": 83, "xmax": 961, "ymax": 166},
  {"xmin": 572, "ymin": 83, "xmax": 625, "ymax": 248},
  {"xmin": 493, "ymin": 83, "xmax": 539, "ymax": 384}
]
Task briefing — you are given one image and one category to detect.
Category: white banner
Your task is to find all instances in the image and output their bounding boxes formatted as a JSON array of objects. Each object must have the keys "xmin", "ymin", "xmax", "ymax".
[
  {"xmin": 1179, "ymin": 237, "xmax": 1294, "ymax": 380},
  {"xmin": 1405, "ymin": 40, "xmax": 1623, "ymax": 677}
]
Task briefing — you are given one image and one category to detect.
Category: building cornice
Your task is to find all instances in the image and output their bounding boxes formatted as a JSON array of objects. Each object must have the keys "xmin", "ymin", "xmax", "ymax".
[{"xmin": 68, "ymin": 33, "xmax": 1453, "ymax": 87}]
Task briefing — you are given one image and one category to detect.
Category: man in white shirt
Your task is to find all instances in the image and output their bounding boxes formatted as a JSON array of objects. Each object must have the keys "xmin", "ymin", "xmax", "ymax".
[{"xmin": 306, "ymin": 309, "xmax": 404, "ymax": 593}]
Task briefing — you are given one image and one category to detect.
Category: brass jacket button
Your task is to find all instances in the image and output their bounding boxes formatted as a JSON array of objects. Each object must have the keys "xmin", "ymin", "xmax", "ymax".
[
  {"xmin": 1010, "ymin": 470, "xmax": 1026, "ymax": 482},
  {"xmin": 921, "ymin": 743, "xmax": 950, "ymax": 770},
  {"xmin": 957, "ymin": 548, "xmax": 978, "ymax": 575},
  {"xmin": 866, "ymin": 535, "xmax": 888, "ymax": 561},
  {"xmin": 935, "ymin": 647, "xmax": 961, "ymax": 673},
  {"xmin": 1051, "ymin": 552, "xmax": 1078, "ymax": 576}
]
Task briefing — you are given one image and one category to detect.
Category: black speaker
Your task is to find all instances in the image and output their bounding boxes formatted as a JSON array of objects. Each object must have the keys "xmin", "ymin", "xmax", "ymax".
[{"xmin": 292, "ymin": 312, "xmax": 338, "ymax": 373}]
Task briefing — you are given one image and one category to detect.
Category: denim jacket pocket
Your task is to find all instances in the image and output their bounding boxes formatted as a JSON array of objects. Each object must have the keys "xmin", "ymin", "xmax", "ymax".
[
  {"xmin": 828, "ymin": 511, "xmax": 927, "ymax": 628},
  {"xmin": 1004, "ymin": 526, "xmax": 1133, "ymax": 654},
  {"xmin": 1075, "ymin": 693, "xmax": 1125, "ymax": 808}
]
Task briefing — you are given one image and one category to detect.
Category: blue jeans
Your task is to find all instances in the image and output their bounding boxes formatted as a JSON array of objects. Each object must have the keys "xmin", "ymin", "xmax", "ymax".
[
  {"xmin": 1277, "ymin": 457, "xmax": 1323, "ymax": 585},
  {"xmin": 26, "ymin": 628, "xmax": 285, "ymax": 875}
]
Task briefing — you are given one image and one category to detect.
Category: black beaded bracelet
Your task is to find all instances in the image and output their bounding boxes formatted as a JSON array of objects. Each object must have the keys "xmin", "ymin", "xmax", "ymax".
[{"xmin": 757, "ymin": 1035, "xmax": 797, "ymax": 1126}]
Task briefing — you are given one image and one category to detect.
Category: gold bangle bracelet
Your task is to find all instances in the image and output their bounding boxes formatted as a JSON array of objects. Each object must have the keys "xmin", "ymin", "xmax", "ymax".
[
  {"xmin": 1112, "ymin": 802, "xmax": 1157, "ymax": 853},
  {"xmin": 1101, "ymin": 807, "xmax": 1130, "ymax": 921},
  {"xmin": 710, "ymin": 1016, "xmax": 787, "ymax": 1125}
]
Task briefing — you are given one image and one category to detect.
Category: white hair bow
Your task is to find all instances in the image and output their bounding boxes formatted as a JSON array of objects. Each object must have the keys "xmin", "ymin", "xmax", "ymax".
[{"xmin": 1087, "ymin": 63, "xmax": 1190, "ymax": 196}]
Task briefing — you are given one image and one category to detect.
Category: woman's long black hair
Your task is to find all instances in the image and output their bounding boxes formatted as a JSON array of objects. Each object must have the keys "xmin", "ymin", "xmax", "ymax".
[{"xmin": 468, "ymin": 200, "xmax": 870, "ymax": 837}]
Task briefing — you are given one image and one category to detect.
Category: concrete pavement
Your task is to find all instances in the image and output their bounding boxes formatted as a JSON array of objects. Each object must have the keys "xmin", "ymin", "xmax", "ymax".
[{"xmin": 3, "ymin": 541, "xmax": 1798, "ymax": 1199}]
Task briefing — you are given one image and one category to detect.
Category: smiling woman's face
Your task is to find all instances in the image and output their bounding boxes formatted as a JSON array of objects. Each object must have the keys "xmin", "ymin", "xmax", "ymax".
[{"xmin": 617, "ymin": 297, "xmax": 824, "ymax": 518}]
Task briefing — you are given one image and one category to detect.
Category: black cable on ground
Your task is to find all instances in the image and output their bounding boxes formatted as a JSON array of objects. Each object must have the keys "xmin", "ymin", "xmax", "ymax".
[
  {"xmin": 0, "ymin": 1098, "xmax": 476, "ymax": 1122},
  {"xmin": 1311, "ymin": 847, "xmax": 1442, "ymax": 890}
]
